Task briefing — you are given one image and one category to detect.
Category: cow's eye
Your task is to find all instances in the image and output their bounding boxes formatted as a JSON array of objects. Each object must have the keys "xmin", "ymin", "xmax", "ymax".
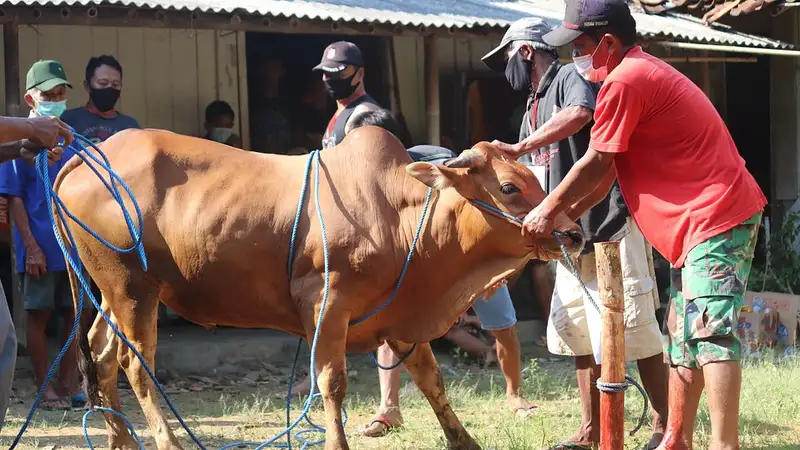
[{"xmin": 500, "ymin": 183, "xmax": 520, "ymax": 195}]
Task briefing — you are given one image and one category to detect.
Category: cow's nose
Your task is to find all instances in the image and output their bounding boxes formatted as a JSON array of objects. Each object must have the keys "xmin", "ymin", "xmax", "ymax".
[{"xmin": 554, "ymin": 229, "xmax": 585, "ymax": 250}]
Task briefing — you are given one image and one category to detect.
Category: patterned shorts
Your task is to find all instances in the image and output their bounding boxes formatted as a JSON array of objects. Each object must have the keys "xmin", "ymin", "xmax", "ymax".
[{"xmin": 663, "ymin": 212, "xmax": 762, "ymax": 369}]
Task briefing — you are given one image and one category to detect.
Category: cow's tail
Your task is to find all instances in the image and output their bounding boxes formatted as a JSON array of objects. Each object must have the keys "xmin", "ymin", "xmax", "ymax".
[{"xmin": 53, "ymin": 159, "xmax": 102, "ymax": 409}]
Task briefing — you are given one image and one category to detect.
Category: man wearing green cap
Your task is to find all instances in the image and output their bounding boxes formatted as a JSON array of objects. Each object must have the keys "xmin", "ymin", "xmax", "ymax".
[{"xmin": 0, "ymin": 59, "xmax": 91, "ymax": 410}]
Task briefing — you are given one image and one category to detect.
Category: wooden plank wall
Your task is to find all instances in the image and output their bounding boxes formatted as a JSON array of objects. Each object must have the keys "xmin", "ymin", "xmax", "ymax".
[{"xmin": 0, "ymin": 25, "xmax": 250, "ymax": 148}]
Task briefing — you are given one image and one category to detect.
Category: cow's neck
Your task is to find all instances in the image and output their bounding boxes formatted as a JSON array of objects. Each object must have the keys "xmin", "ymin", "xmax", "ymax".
[{"xmin": 395, "ymin": 177, "xmax": 529, "ymax": 300}]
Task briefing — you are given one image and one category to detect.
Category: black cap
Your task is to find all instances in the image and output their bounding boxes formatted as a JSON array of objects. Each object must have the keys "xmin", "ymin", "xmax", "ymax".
[
  {"xmin": 543, "ymin": 0, "xmax": 637, "ymax": 47},
  {"xmin": 312, "ymin": 41, "xmax": 364, "ymax": 73},
  {"xmin": 481, "ymin": 18, "xmax": 557, "ymax": 72}
]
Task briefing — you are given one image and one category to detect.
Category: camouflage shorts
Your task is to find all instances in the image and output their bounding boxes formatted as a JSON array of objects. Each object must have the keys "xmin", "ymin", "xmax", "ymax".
[{"xmin": 663, "ymin": 212, "xmax": 762, "ymax": 369}]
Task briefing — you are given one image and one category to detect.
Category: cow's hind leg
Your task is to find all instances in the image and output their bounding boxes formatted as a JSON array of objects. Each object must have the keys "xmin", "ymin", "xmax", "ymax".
[
  {"xmin": 89, "ymin": 302, "xmax": 138, "ymax": 449},
  {"xmin": 309, "ymin": 318, "xmax": 350, "ymax": 450},
  {"xmin": 114, "ymin": 291, "xmax": 184, "ymax": 450},
  {"xmin": 387, "ymin": 341, "xmax": 481, "ymax": 450}
]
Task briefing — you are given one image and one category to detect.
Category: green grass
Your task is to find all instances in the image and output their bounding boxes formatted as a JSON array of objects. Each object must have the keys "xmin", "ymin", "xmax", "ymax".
[{"xmin": 2, "ymin": 352, "xmax": 800, "ymax": 449}]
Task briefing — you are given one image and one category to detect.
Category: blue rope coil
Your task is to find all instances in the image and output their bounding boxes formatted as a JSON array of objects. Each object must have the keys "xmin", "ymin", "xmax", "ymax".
[{"xmin": 12, "ymin": 141, "xmax": 433, "ymax": 450}]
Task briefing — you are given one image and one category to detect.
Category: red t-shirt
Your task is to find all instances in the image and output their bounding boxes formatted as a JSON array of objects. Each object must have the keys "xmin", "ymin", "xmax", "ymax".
[{"xmin": 590, "ymin": 46, "xmax": 766, "ymax": 268}]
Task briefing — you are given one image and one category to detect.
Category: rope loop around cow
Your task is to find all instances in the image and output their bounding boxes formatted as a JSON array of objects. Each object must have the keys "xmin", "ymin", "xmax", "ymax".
[{"xmin": 13, "ymin": 142, "xmax": 434, "ymax": 450}]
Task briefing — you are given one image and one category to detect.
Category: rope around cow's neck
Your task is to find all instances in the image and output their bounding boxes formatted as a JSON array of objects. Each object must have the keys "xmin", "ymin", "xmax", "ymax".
[{"xmin": 469, "ymin": 198, "xmax": 649, "ymax": 437}]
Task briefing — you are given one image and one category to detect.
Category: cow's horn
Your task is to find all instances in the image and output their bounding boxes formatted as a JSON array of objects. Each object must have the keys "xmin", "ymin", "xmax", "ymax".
[{"xmin": 444, "ymin": 149, "xmax": 486, "ymax": 169}]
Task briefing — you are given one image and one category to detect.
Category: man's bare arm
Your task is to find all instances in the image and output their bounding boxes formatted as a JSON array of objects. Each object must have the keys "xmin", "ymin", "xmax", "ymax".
[
  {"xmin": 563, "ymin": 167, "xmax": 616, "ymax": 221},
  {"xmin": 0, "ymin": 141, "xmax": 27, "ymax": 164},
  {"xmin": 539, "ymin": 147, "xmax": 616, "ymax": 219},
  {"xmin": 500, "ymin": 105, "xmax": 593, "ymax": 158}
]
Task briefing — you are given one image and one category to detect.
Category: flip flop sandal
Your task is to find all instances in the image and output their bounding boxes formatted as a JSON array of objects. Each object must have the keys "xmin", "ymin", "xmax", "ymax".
[
  {"xmin": 641, "ymin": 443, "xmax": 659, "ymax": 450},
  {"xmin": 514, "ymin": 405, "xmax": 537, "ymax": 419},
  {"xmin": 359, "ymin": 416, "xmax": 401, "ymax": 438},
  {"xmin": 40, "ymin": 397, "xmax": 70, "ymax": 411},
  {"xmin": 71, "ymin": 392, "xmax": 88, "ymax": 408}
]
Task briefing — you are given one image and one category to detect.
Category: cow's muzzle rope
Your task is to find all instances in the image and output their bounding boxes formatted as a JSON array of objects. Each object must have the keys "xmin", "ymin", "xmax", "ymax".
[{"xmin": 468, "ymin": 199, "xmax": 650, "ymax": 437}]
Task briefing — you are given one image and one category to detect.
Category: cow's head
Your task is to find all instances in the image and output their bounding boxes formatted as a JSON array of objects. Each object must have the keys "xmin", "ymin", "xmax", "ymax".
[{"xmin": 405, "ymin": 141, "xmax": 584, "ymax": 261}]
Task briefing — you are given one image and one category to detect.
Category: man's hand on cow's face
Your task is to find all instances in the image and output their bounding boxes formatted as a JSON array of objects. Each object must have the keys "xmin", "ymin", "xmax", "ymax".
[
  {"xmin": 521, "ymin": 204, "xmax": 555, "ymax": 239},
  {"xmin": 490, "ymin": 140, "xmax": 519, "ymax": 160}
]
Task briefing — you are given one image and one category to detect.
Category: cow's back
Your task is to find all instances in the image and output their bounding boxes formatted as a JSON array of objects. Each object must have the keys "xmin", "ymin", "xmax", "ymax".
[{"xmin": 56, "ymin": 129, "xmax": 313, "ymax": 333}]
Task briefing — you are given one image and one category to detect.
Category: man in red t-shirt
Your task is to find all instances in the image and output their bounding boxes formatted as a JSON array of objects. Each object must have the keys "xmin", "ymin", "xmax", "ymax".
[{"xmin": 511, "ymin": 0, "xmax": 767, "ymax": 449}]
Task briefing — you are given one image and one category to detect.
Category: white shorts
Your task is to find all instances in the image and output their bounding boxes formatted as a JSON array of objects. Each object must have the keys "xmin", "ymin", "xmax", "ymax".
[{"xmin": 547, "ymin": 218, "xmax": 664, "ymax": 362}]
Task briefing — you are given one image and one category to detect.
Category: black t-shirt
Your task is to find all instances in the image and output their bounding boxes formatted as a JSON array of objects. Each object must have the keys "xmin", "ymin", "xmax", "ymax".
[{"xmin": 518, "ymin": 63, "xmax": 629, "ymax": 253}]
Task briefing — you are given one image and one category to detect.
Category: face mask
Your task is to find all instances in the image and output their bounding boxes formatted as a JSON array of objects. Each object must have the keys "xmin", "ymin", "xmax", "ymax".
[
  {"xmin": 573, "ymin": 42, "xmax": 611, "ymax": 83},
  {"xmin": 324, "ymin": 72, "xmax": 359, "ymax": 100},
  {"xmin": 36, "ymin": 100, "xmax": 67, "ymax": 118},
  {"xmin": 505, "ymin": 51, "xmax": 533, "ymax": 92},
  {"xmin": 89, "ymin": 87, "xmax": 121, "ymax": 112},
  {"xmin": 209, "ymin": 127, "xmax": 234, "ymax": 144}
]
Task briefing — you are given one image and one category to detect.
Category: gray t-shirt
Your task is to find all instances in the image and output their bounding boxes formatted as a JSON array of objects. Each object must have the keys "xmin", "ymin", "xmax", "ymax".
[{"xmin": 518, "ymin": 63, "xmax": 629, "ymax": 253}]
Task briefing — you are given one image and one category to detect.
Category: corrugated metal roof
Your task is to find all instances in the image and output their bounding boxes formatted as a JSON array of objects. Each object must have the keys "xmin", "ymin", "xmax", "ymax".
[
  {"xmin": 1, "ymin": 0, "xmax": 792, "ymax": 49},
  {"xmin": 634, "ymin": 0, "xmax": 786, "ymax": 25}
]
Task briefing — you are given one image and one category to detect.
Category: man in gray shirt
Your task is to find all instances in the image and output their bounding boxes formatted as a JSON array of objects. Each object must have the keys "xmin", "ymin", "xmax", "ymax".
[{"xmin": 483, "ymin": 18, "xmax": 668, "ymax": 450}]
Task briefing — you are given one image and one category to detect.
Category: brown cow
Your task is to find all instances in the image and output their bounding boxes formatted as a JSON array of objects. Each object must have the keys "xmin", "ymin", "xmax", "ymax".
[{"xmin": 54, "ymin": 126, "xmax": 583, "ymax": 450}]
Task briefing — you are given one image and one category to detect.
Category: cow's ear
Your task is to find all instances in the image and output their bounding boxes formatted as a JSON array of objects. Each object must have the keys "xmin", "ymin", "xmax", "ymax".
[{"xmin": 406, "ymin": 162, "xmax": 459, "ymax": 190}]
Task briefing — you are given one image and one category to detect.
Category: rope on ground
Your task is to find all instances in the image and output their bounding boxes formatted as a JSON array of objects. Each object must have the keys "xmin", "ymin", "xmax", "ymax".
[{"xmin": 13, "ymin": 141, "xmax": 433, "ymax": 450}]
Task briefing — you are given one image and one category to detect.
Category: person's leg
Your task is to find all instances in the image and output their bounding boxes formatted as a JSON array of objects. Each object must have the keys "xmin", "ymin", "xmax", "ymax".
[
  {"xmin": 530, "ymin": 261, "xmax": 555, "ymax": 319},
  {"xmin": 0, "ymin": 282, "xmax": 17, "ymax": 431},
  {"xmin": 545, "ymin": 257, "xmax": 598, "ymax": 449},
  {"xmin": 659, "ymin": 366, "xmax": 704, "ymax": 450},
  {"xmin": 618, "ymin": 219, "xmax": 670, "ymax": 448},
  {"xmin": 472, "ymin": 285, "xmax": 535, "ymax": 416},
  {"xmin": 24, "ymin": 273, "xmax": 66, "ymax": 408},
  {"xmin": 657, "ymin": 213, "xmax": 760, "ymax": 450},
  {"xmin": 360, "ymin": 343, "xmax": 404, "ymax": 437},
  {"xmin": 637, "ymin": 354, "xmax": 670, "ymax": 448},
  {"xmin": 443, "ymin": 327, "xmax": 494, "ymax": 360},
  {"xmin": 702, "ymin": 361, "xmax": 741, "ymax": 450},
  {"xmin": 570, "ymin": 355, "xmax": 601, "ymax": 446}
]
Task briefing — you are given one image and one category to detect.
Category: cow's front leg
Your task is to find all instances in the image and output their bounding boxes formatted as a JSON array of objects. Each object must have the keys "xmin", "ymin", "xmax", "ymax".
[
  {"xmin": 311, "ymin": 322, "xmax": 349, "ymax": 450},
  {"xmin": 387, "ymin": 341, "xmax": 481, "ymax": 450}
]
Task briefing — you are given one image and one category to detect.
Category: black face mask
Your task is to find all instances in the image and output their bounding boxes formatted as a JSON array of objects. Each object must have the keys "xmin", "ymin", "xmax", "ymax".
[
  {"xmin": 324, "ymin": 72, "xmax": 359, "ymax": 100},
  {"xmin": 89, "ymin": 87, "xmax": 121, "ymax": 112},
  {"xmin": 505, "ymin": 52, "xmax": 533, "ymax": 92}
]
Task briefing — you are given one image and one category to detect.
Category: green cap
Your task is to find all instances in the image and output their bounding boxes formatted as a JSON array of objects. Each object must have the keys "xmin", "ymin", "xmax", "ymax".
[{"xmin": 26, "ymin": 60, "xmax": 72, "ymax": 92}]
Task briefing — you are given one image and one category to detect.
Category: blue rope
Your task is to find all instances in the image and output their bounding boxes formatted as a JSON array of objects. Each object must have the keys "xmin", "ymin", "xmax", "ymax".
[{"xmin": 13, "ymin": 141, "xmax": 433, "ymax": 450}]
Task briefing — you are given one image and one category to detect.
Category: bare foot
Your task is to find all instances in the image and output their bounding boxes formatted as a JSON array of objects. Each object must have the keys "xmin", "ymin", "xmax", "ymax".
[
  {"xmin": 507, "ymin": 393, "xmax": 537, "ymax": 419},
  {"xmin": 359, "ymin": 406, "xmax": 404, "ymax": 438}
]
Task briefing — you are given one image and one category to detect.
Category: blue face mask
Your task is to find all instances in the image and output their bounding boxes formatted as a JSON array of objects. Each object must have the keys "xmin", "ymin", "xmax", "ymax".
[
  {"xmin": 209, "ymin": 127, "xmax": 234, "ymax": 144},
  {"xmin": 36, "ymin": 100, "xmax": 67, "ymax": 118}
]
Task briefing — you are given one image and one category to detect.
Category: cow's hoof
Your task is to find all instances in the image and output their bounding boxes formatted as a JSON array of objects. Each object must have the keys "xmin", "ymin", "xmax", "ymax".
[{"xmin": 109, "ymin": 435, "xmax": 140, "ymax": 450}]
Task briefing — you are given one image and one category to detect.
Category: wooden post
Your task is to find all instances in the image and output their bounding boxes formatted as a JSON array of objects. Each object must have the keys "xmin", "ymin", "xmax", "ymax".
[
  {"xmin": 3, "ymin": 21, "xmax": 25, "ymax": 349},
  {"xmin": 595, "ymin": 242, "xmax": 625, "ymax": 450},
  {"xmin": 424, "ymin": 36, "xmax": 440, "ymax": 146}
]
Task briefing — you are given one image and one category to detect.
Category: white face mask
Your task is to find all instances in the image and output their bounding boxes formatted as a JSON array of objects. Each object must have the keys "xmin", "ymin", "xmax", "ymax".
[
  {"xmin": 209, "ymin": 127, "xmax": 234, "ymax": 144},
  {"xmin": 573, "ymin": 43, "xmax": 610, "ymax": 83}
]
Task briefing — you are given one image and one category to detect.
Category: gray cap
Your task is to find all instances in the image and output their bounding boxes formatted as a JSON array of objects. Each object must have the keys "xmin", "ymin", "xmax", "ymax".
[{"xmin": 481, "ymin": 17, "xmax": 557, "ymax": 72}]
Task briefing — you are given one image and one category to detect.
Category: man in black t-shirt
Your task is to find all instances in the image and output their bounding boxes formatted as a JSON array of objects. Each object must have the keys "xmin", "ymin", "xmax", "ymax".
[
  {"xmin": 483, "ymin": 18, "xmax": 668, "ymax": 450},
  {"xmin": 312, "ymin": 41, "xmax": 381, "ymax": 149}
]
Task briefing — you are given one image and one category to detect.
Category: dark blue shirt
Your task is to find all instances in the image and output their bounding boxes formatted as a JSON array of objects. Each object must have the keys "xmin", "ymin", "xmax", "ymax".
[
  {"xmin": 62, "ymin": 107, "xmax": 139, "ymax": 145},
  {"xmin": 0, "ymin": 146, "xmax": 78, "ymax": 273}
]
